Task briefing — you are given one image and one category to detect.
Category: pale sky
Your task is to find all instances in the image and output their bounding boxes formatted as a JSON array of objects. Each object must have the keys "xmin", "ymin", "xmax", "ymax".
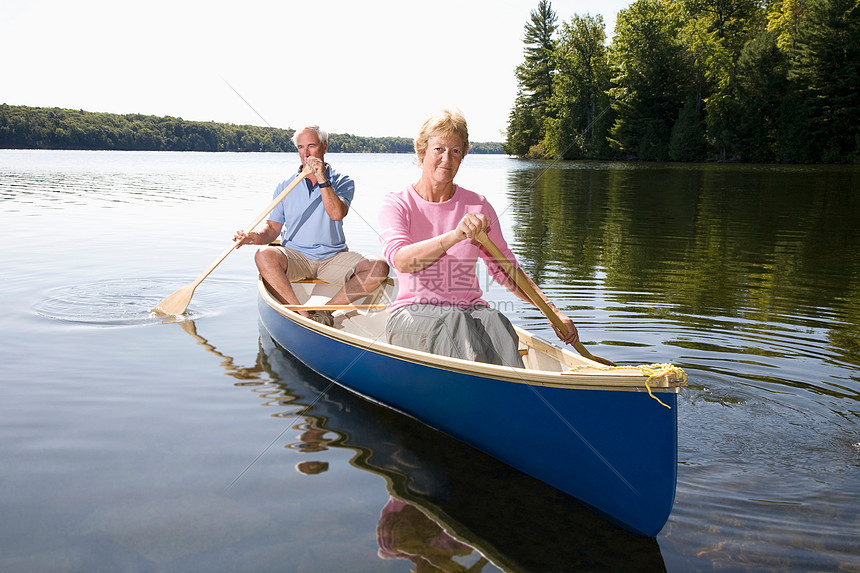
[{"xmin": 2, "ymin": 0, "xmax": 631, "ymax": 143}]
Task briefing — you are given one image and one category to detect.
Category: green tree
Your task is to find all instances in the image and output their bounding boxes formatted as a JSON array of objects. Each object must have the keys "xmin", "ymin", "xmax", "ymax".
[
  {"xmin": 669, "ymin": 96, "xmax": 706, "ymax": 160},
  {"xmin": 506, "ymin": 91, "xmax": 540, "ymax": 156},
  {"xmin": 790, "ymin": 0, "xmax": 860, "ymax": 161},
  {"xmin": 507, "ymin": 0, "xmax": 558, "ymax": 156},
  {"xmin": 678, "ymin": 0, "xmax": 767, "ymax": 159},
  {"xmin": 608, "ymin": 0, "xmax": 692, "ymax": 160},
  {"xmin": 731, "ymin": 30, "xmax": 792, "ymax": 161},
  {"xmin": 767, "ymin": 0, "xmax": 809, "ymax": 51},
  {"xmin": 545, "ymin": 13, "xmax": 614, "ymax": 159}
]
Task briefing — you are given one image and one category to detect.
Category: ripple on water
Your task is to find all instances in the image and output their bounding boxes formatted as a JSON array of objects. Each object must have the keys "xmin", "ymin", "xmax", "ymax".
[{"xmin": 32, "ymin": 278, "xmax": 253, "ymax": 326}]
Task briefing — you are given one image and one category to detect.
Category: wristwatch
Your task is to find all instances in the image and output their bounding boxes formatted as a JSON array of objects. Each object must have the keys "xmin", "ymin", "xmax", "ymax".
[{"xmin": 318, "ymin": 179, "xmax": 332, "ymax": 188}]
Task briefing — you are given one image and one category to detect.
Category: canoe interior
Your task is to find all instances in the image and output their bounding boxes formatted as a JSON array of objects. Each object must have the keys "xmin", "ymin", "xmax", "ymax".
[{"xmin": 268, "ymin": 278, "xmax": 687, "ymax": 392}]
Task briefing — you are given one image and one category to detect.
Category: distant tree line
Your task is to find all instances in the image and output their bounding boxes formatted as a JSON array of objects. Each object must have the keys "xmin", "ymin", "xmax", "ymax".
[
  {"xmin": 0, "ymin": 105, "xmax": 504, "ymax": 154},
  {"xmin": 507, "ymin": 0, "xmax": 860, "ymax": 163}
]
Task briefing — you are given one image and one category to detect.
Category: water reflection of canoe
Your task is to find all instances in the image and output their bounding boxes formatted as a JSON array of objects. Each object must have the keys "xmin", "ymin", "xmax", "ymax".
[
  {"xmin": 258, "ymin": 278, "xmax": 687, "ymax": 537},
  {"xmin": 258, "ymin": 333, "xmax": 667, "ymax": 571}
]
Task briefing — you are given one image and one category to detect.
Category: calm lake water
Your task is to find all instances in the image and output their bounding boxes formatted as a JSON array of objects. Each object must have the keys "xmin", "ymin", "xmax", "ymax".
[{"xmin": 1, "ymin": 149, "xmax": 858, "ymax": 572}]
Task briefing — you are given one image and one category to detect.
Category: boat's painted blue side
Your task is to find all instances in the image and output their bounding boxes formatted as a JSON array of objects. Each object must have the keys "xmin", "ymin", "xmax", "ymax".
[{"xmin": 259, "ymin": 297, "xmax": 678, "ymax": 536}]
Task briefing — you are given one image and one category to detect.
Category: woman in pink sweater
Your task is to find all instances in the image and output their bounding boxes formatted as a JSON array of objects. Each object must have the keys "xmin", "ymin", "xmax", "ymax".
[{"xmin": 378, "ymin": 110, "xmax": 579, "ymax": 367}]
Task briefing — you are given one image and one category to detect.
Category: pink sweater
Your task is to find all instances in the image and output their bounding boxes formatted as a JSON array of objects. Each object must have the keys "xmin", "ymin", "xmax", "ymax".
[{"xmin": 379, "ymin": 185, "xmax": 519, "ymax": 312}]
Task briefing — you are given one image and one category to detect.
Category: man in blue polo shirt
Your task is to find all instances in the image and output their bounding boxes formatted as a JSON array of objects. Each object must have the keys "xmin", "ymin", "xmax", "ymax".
[{"xmin": 234, "ymin": 125, "xmax": 389, "ymax": 326}]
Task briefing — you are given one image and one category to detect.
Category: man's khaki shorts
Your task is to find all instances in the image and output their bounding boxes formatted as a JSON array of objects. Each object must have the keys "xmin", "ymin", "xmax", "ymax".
[{"xmin": 275, "ymin": 247, "xmax": 365, "ymax": 286}]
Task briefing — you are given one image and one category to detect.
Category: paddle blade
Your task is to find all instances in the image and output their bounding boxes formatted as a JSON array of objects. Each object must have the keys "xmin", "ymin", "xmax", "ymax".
[
  {"xmin": 151, "ymin": 284, "xmax": 196, "ymax": 316},
  {"xmin": 574, "ymin": 342, "xmax": 617, "ymax": 367}
]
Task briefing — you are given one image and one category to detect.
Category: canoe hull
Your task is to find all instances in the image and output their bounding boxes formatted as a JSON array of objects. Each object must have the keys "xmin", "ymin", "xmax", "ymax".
[{"xmin": 258, "ymin": 293, "xmax": 679, "ymax": 536}]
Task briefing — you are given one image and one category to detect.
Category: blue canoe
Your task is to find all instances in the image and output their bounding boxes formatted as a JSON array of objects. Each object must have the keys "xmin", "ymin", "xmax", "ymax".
[{"xmin": 258, "ymin": 278, "xmax": 687, "ymax": 536}]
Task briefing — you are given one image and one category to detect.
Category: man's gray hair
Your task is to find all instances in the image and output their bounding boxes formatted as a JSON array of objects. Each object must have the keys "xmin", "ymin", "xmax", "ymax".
[{"xmin": 292, "ymin": 125, "xmax": 328, "ymax": 146}]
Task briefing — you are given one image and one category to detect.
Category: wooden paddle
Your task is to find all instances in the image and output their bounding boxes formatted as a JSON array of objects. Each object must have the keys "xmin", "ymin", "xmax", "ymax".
[
  {"xmin": 152, "ymin": 168, "xmax": 311, "ymax": 316},
  {"xmin": 475, "ymin": 230, "xmax": 616, "ymax": 367}
]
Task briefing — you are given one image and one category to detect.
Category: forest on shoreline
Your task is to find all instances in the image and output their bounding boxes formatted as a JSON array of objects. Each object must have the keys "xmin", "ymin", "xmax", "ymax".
[
  {"xmin": 0, "ymin": 104, "xmax": 504, "ymax": 154},
  {"xmin": 6, "ymin": 0, "xmax": 857, "ymax": 164},
  {"xmin": 507, "ymin": 0, "xmax": 859, "ymax": 163}
]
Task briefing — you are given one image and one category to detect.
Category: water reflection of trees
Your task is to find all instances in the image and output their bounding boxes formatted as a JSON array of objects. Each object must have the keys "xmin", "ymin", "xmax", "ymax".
[{"xmin": 506, "ymin": 164, "xmax": 860, "ymax": 367}]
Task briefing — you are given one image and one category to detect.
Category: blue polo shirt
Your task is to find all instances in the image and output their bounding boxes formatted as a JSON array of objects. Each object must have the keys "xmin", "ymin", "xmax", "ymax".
[{"xmin": 268, "ymin": 165, "xmax": 355, "ymax": 260}]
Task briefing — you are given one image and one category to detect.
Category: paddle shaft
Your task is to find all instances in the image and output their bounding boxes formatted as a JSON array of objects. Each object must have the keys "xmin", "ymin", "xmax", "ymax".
[
  {"xmin": 200, "ymin": 168, "xmax": 312, "ymax": 281},
  {"xmin": 475, "ymin": 232, "xmax": 566, "ymax": 332},
  {"xmin": 152, "ymin": 169, "xmax": 311, "ymax": 315},
  {"xmin": 475, "ymin": 231, "xmax": 616, "ymax": 366}
]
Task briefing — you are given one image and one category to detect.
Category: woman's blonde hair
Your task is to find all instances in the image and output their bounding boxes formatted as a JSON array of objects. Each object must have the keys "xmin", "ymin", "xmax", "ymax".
[{"xmin": 414, "ymin": 109, "xmax": 470, "ymax": 164}]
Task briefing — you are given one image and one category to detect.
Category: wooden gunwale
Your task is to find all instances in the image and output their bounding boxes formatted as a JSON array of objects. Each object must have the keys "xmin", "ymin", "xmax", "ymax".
[{"xmin": 258, "ymin": 279, "xmax": 685, "ymax": 393}]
